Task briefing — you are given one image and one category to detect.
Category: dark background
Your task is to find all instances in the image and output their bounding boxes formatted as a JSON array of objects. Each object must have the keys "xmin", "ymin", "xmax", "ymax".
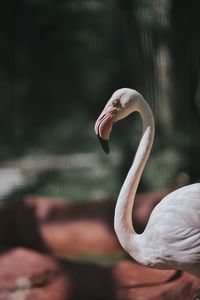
[{"xmin": 0, "ymin": 0, "xmax": 200, "ymax": 203}]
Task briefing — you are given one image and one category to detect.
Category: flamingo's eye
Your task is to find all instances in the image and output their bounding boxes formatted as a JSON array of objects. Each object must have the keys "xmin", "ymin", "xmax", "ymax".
[{"xmin": 113, "ymin": 99, "xmax": 120, "ymax": 107}]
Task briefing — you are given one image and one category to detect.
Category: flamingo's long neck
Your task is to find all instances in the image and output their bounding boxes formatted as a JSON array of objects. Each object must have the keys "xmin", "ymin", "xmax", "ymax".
[{"xmin": 114, "ymin": 98, "xmax": 155, "ymax": 255}]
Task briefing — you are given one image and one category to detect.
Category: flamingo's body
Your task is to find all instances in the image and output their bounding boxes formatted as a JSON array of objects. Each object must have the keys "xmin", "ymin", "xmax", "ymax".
[{"xmin": 95, "ymin": 88, "xmax": 200, "ymax": 278}]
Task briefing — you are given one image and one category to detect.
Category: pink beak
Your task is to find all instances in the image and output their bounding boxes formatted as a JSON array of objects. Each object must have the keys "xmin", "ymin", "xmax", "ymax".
[{"xmin": 94, "ymin": 105, "xmax": 116, "ymax": 154}]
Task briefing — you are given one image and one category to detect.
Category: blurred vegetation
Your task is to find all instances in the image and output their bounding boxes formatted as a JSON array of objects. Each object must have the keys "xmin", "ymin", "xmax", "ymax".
[{"xmin": 0, "ymin": 0, "xmax": 200, "ymax": 202}]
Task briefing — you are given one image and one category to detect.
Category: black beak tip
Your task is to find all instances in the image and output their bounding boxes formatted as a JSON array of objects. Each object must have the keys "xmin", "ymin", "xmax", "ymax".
[{"xmin": 97, "ymin": 135, "xmax": 110, "ymax": 154}]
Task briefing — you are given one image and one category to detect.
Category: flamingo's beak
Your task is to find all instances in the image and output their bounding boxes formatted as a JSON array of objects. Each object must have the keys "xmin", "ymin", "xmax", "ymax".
[{"xmin": 94, "ymin": 105, "xmax": 117, "ymax": 154}]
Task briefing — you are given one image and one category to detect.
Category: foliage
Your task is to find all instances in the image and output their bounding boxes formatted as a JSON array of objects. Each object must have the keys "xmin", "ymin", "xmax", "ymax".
[{"xmin": 0, "ymin": 0, "xmax": 200, "ymax": 200}]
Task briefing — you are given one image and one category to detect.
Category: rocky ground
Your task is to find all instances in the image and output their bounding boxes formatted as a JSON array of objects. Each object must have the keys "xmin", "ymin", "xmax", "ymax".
[{"xmin": 0, "ymin": 192, "xmax": 199, "ymax": 299}]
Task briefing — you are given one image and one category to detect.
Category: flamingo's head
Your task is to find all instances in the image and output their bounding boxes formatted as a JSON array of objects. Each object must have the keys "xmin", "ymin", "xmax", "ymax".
[{"xmin": 94, "ymin": 88, "xmax": 141, "ymax": 154}]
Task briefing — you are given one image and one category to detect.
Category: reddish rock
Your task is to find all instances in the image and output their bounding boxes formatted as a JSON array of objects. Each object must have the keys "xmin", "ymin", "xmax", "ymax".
[
  {"xmin": 23, "ymin": 192, "xmax": 167, "ymax": 256},
  {"xmin": 39, "ymin": 219, "xmax": 119, "ymax": 256},
  {"xmin": 0, "ymin": 193, "xmax": 200, "ymax": 299},
  {"xmin": 0, "ymin": 248, "xmax": 199, "ymax": 300},
  {"xmin": 24, "ymin": 196, "xmax": 121, "ymax": 255},
  {"xmin": 114, "ymin": 260, "xmax": 200, "ymax": 300},
  {"xmin": 0, "ymin": 247, "xmax": 118, "ymax": 300},
  {"xmin": 0, "ymin": 247, "xmax": 69, "ymax": 300},
  {"xmin": 0, "ymin": 192, "xmax": 167, "ymax": 255}
]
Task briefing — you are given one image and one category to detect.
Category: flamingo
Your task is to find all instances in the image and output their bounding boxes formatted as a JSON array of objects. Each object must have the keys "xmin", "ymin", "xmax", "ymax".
[{"xmin": 95, "ymin": 88, "xmax": 200, "ymax": 278}]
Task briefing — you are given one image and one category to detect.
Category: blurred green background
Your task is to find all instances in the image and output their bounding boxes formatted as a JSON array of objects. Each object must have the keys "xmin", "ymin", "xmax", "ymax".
[{"xmin": 0, "ymin": 0, "xmax": 200, "ymax": 203}]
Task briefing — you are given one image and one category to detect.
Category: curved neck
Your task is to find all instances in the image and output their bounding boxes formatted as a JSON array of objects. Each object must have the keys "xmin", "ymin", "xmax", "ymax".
[{"xmin": 114, "ymin": 98, "xmax": 154, "ymax": 253}]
